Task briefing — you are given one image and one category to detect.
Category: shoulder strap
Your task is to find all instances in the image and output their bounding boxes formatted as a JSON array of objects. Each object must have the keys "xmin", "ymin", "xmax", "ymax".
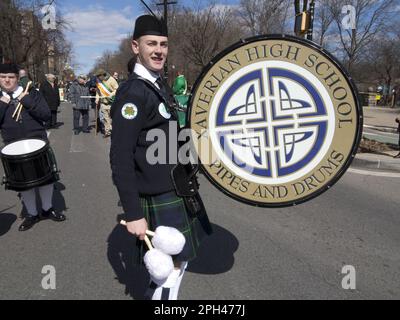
[
  {"xmin": 0, "ymin": 91, "xmax": 9, "ymax": 127},
  {"xmin": 131, "ymin": 74, "xmax": 185, "ymax": 120}
]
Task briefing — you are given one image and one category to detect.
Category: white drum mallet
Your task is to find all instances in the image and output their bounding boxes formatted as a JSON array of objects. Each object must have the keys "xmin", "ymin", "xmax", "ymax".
[
  {"xmin": 120, "ymin": 221, "xmax": 186, "ymax": 281},
  {"xmin": 149, "ymin": 226, "xmax": 186, "ymax": 256}
]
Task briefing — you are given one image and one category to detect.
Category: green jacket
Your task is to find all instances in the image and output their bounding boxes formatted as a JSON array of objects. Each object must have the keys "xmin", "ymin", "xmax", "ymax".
[
  {"xmin": 173, "ymin": 75, "xmax": 187, "ymax": 95},
  {"xmin": 19, "ymin": 76, "xmax": 30, "ymax": 90},
  {"xmin": 175, "ymin": 94, "xmax": 189, "ymax": 128}
]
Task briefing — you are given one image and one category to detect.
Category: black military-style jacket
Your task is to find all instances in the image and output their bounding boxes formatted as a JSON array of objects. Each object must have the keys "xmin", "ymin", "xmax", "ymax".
[
  {"xmin": 0, "ymin": 89, "xmax": 50, "ymax": 144},
  {"xmin": 110, "ymin": 73, "xmax": 179, "ymax": 222}
]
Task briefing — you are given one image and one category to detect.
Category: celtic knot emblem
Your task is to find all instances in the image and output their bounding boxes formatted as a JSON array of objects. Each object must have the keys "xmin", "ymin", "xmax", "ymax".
[{"xmin": 214, "ymin": 67, "xmax": 330, "ymax": 180}]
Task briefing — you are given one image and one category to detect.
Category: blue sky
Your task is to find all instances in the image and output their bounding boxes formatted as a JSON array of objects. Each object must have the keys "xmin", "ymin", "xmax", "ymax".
[{"xmin": 58, "ymin": 0, "xmax": 240, "ymax": 74}]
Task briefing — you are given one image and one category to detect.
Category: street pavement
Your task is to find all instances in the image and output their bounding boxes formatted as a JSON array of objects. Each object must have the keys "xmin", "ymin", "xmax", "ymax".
[{"xmin": 0, "ymin": 102, "xmax": 399, "ymax": 300}]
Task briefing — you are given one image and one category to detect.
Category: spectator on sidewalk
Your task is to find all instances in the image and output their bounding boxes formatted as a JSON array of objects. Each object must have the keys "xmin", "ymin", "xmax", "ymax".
[
  {"xmin": 69, "ymin": 75, "xmax": 91, "ymax": 135},
  {"xmin": 113, "ymin": 72, "xmax": 120, "ymax": 84},
  {"xmin": 40, "ymin": 74, "xmax": 60, "ymax": 128},
  {"xmin": 394, "ymin": 118, "xmax": 400, "ymax": 158}
]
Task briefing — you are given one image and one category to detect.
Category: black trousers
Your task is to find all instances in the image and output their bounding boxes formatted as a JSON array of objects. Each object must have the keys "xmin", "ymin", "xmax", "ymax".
[
  {"xmin": 48, "ymin": 110, "xmax": 57, "ymax": 127},
  {"xmin": 73, "ymin": 109, "xmax": 89, "ymax": 131}
]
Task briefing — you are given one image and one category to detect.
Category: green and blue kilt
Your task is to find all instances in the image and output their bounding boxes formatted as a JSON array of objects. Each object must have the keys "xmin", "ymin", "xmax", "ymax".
[{"xmin": 133, "ymin": 191, "xmax": 209, "ymax": 265}]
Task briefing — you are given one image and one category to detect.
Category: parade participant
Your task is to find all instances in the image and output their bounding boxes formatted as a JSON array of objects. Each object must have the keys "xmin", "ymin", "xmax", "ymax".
[
  {"xmin": 112, "ymin": 72, "xmax": 120, "ymax": 84},
  {"xmin": 95, "ymin": 69, "xmax": 118, "ymax": 138},
  {"xmin": 40, "ymin": 73, "xmax": 60, "ymax": 128},
  {"xmin": 18, "ymin": 69, "xmax": 30, "ymax": 90},
  {"xmin": 69, "ymin": 75, "xmax": 91, "ymax": 134},
  {"xmin": 172, "ymin": 71, "xmax": 189, "ymax": 128},
  {"xmin": 110, "ymin": 15, "xmax": 211, "ymax": 300},
  {"xmin": 0, "ymin": 63, "xmax": 66, "ymax": 231}
]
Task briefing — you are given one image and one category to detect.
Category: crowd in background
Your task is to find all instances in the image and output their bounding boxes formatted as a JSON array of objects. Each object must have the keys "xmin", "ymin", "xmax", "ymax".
[{"xmin": 15, "ymin": 65, "xmax": 190, "ymax": 137}]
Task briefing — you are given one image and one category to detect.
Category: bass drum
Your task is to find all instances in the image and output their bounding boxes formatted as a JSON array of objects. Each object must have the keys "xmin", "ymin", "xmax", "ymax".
[
  {"xmin": 1, "ymin": 138, "xmax": 60, "ymax": 191},
  {"xmin": 188, "ymin": 35, "xmax": 362, "ymax": 207}
]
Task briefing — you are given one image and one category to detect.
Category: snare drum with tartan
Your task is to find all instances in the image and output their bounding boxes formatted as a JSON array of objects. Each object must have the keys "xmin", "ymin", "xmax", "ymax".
[{"xmin": 133, "ymin": 190, "xmax": 209, "ymax": 265}]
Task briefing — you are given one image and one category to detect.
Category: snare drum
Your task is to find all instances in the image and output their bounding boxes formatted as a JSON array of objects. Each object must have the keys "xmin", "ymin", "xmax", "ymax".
[{"xmin": 0, "ymin": 139, "xmax": 60, "ymax": 191}]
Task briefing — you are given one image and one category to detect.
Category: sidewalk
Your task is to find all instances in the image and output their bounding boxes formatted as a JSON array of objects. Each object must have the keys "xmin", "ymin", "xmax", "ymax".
[
  {"xmin": 353, "ymin": 151, "xmax": 400, "ymax": 172},
  {"xmin": 351, "ymin": 106, "xmax": 400, "ymax": 172}
]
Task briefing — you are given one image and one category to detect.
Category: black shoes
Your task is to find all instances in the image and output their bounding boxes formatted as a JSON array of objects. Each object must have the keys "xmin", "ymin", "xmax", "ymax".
[
  {"xmin": 19, "ymin": 215, "xmax": 39, "ymax": 232},
  {"xmin": 74, "ymin": 129, "xmax": 90, "ymax": 134},
  {"xmin": 41, "ymin": 207, "xmax": 66, "ymax": 222},
  {"xmin": 18, "ymin": 209, "xmax": 65, "ymax": 231}
]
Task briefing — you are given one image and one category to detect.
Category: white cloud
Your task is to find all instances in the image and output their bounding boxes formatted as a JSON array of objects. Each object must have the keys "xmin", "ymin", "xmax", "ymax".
[{"xmin": 65, "ymin": 6, "xmax": 134, "ymax": 47}]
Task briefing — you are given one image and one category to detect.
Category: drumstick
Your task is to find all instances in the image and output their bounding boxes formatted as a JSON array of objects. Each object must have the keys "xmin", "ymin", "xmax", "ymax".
[
  {"xmin": 119, "ymin": 220, "xmax": 153, "ymax": 250},
  {"xmin": 13, "ymin": 81, "xmax": 33, "ymax": 121},
  {"xmin": 144, "ymin": 235, "xmax": 153, "ymax": 250},
  {"xmin": 16, "ymin": 82, "xmax": 32, "ymax": 121},
  {"xmin": 119, "ymin": 220, "xmax": 156, "ymax": 237},
  {"xmin": 12, "ymin": 81, "xmax": 32, "ymax": 118}
]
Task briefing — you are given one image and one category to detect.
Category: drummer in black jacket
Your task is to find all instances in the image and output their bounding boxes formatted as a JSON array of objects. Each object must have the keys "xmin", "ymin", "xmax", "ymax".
[
  {"xmin": 110, "ymin": 15, "xmax": 211, "ymax": 300},
  {"xmin": 0, "ymin": 63, "xmax": 66, "ymax": 231}
]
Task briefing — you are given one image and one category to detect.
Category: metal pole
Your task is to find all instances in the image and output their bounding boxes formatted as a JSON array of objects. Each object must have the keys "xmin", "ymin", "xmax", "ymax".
[
  {"xmin": 307, "ymin": 0, "xmax": 316, "ymax": 41},
  {"xmin": 163, "ymin": 0, "xmax": 168, "ymax": 80},
  {"xmin": 156, "ymin": 0, "xmax": 177, "ymax": 82},
  {"xmin": 164, "ymin": 0, "xmax": 168, "ymax": 22}
]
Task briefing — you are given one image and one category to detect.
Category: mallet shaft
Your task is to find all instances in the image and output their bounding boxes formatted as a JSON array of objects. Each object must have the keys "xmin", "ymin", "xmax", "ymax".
[{"xmin": 119, "ymin": 220, "xmax": 155, "ymax": 239}]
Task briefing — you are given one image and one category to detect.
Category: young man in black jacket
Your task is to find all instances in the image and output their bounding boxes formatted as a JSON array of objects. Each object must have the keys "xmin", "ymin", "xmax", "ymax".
[
  {"xmin": 110, "ymin": 15, "xmax": 211, "ymax": 300},
  {"xmin": 0, "ymin": 63, "xmax": 66, "ymax": 231}
]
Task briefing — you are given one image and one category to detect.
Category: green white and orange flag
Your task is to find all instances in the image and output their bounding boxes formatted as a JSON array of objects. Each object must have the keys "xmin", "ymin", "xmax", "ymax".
[{"xmin": 96, "ymin": 79, "xmax": 112, "ymax": 97}]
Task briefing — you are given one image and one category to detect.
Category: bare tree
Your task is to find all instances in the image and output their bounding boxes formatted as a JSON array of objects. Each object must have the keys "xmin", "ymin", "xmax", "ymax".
[
  {"xmin": 0, "ymin": 0, "xmax": 72, "ymax": 82},
  {"xmin": 314, "ymin": 1, "xmax": 335, "ymax": 47},
  {"xmin": 238, "ymin": 0, "xmax": 290, "ymax": 36},
  {"xmin": 329, "ymin": 0, "xmax": 396, "ymax": 73},
  {"xmin": 180, "ymin": 4, "xmax": 236, "ymax": 68},
  {"xmin": 366, "ymin": 37, "xmax": 400, "ymax": 102}
]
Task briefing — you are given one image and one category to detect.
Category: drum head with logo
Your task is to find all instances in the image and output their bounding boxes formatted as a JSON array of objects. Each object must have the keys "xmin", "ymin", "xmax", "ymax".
[{"xmin": 189, "ymin": 35, "xmax": 362, "ymax": 207}]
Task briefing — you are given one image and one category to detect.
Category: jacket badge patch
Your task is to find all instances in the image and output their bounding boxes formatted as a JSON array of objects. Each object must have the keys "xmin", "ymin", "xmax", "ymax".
[{"xmin": 121, "ymin": 103, "xmax": 138, "ymax": 120}]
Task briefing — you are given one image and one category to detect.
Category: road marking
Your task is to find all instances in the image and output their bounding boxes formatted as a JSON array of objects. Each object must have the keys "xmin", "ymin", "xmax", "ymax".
[
  {"xmin": 69, "ymin": 134, "xmax": 85, "ymax": 153},
  {"xmin": 348, "ymin": 168, "xmax": 400, "ymax": 178}
]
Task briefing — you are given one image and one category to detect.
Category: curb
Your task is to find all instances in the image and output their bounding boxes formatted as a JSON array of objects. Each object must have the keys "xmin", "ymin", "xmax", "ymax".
[
  {"xmin": 364, "ymin": 125, "xmax": 398, "ymax": 134},
  {"xmin": 352, "ymin": 155, "xmax": 400, "ymax": 172}
]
